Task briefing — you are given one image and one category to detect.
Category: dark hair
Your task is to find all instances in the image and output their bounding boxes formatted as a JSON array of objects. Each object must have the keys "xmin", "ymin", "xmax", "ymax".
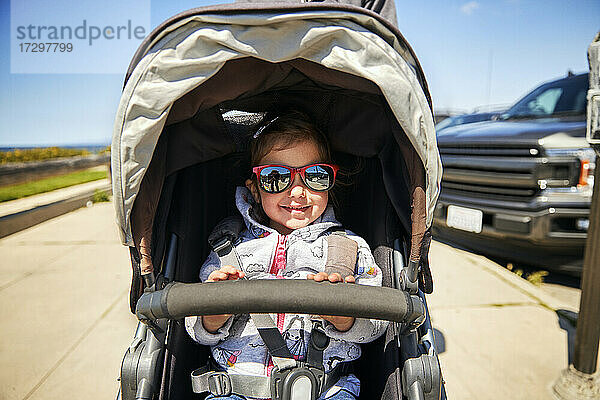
[{"xmin": 249, "ymin": 111, "xmax": 331, "ymax": 166}]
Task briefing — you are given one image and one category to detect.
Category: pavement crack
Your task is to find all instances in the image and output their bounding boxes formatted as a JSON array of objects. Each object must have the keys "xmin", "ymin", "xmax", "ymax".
[
  {"xmin": 431, "ymin": 301, "xmax": 536, "ymax": 311},
  {"xmin": 0, "ymin": 249, "xmax": 74, "ymax": 292},
  {"xmin": 0, "ymin": 271, "xmax": 35, "ymax": 292},
  {"xmin": 463, "ymin": 253, "xmax": 556, "ymax": 311},
  {"xmin": 21, "ymin": 288, "xmax": 128, "ymax": 400}
]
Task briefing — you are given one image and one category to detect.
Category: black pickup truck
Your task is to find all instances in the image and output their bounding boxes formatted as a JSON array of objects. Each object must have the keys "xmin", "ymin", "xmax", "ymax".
[{"xmin": 433, "ymin": 73, "xmax": 592, "ymax": 274}]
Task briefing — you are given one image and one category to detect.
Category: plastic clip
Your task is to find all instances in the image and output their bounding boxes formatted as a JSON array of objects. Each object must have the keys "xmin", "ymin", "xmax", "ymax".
[{"xmin": 207, "ymin": 371, "xmax": 232, "ymax": 396}]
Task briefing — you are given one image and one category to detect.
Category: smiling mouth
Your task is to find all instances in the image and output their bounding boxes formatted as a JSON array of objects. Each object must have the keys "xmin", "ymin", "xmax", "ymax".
[{"xmin": 281, "ymin": 205, "xmax": 310, "ymax": 213}]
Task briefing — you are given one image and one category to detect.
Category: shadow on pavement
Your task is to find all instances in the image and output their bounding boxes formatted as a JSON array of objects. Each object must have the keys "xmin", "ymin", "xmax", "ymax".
[
  {"xmin": 433, "ymin": 328, "xmax": 446, "ymax": 354},
  {"xmin": 431, "ymin": 235, "xmax": 475, "ymax": 254},
  {"xmin": 556, "ymin": 309, "xmax": 578, "ymax": 364}
]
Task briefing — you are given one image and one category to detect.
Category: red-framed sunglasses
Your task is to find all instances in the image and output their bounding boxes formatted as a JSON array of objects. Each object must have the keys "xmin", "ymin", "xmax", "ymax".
[{"xmin": 252, "ymin": 163, "xmax": 339, "ymax": 193}]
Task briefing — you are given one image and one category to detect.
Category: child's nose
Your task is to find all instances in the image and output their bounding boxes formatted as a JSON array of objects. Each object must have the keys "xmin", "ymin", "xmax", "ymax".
[{"xmin": 289, "ymin": 174, "xmax": 307, "ymax": 197}]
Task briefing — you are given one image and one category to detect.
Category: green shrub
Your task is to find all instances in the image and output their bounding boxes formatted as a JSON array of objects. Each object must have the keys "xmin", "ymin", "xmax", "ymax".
[
  {"xmin": 506, "ymin": 263, "xmax": 548, "ymax": 286},
  {"xmin": 525, "ymin": 270, "xmax": 549, "ymax": 286},
  {"xmin": 0, "ymin": 147, "xmax": 91, "ymax": 164},
  {"xmin": 92, "ymin": 189, "xmax": 110, "ymax": 203},
  {"xmin": 97, "ymin": 146, "xmax": 111, "ymax": 155}
]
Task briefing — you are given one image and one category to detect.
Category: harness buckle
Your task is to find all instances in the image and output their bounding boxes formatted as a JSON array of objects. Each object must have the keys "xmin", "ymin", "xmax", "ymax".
[
  {"xmin": 207, "ymin": 371, "xmax": 232, "ymax": 396},
  {"xmin": 270, "ymin": 363, "xmax": 325, "ymax": 400}
]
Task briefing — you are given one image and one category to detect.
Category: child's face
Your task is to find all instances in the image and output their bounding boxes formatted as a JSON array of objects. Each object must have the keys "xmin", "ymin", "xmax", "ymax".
[{"xmin": 246, "ymin": 139, "xmax": 329, "ymax": 235}]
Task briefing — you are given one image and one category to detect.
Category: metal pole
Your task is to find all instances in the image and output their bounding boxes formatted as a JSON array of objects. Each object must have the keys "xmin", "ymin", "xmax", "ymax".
[
  {"xmin": 573, "ymin": 151, "xmax": 600, "ymax": 374},
  {"xmin": 553, "ymin": 149, "xmax": 600, "ymax": 399}
]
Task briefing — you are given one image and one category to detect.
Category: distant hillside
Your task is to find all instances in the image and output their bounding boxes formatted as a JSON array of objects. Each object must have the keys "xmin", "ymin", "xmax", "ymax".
[{"xmin": 0, "ymin": 146, "xmax": 110, "ymax": 164}]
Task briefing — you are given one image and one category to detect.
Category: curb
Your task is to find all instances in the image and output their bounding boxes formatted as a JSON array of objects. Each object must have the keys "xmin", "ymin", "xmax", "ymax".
[
  {"xmin": 462, "ymin": 250, "xmax": 576, "ymax": 312},
  {"xmin": 0, "ymin": 183, "xmax": 111, "ymax": 239}
]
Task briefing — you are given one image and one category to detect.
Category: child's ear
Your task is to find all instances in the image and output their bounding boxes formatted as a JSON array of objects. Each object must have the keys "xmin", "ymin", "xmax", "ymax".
[{"xmin": 245, "ymin": 179, "xmax": 261, "ymax": 204}]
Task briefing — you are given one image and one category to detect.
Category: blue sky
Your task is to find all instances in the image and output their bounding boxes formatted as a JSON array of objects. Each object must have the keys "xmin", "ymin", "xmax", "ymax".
[{"xmin": 0, "ymin": 0, "xmax": 598, "ymax": 146}]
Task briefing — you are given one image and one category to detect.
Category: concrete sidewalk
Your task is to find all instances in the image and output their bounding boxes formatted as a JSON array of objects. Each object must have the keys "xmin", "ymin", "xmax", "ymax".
[
  {"xmin": 427, "ymin": 240, "xmax": 597, "ymax": 399},
  {"xmin": 0, "ymin": 198, "xmax": 596, "ymax": 399},
  {"xmin": 0, "ymin": 202, "xmax": 137, "ymax": 400}
]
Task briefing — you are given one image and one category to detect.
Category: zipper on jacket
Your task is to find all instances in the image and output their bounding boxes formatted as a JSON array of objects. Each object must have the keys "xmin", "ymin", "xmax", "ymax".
[
  {"xmin": 266, "ymin": 234, "xmax": 288, "ymax": 376},
  {"xmin": 270, "ymin": 234, "xmax": 288, "ymax": 331},
  {"xmin": 269, "ymin": 234, "xmax": 287, "ymax": 277}
]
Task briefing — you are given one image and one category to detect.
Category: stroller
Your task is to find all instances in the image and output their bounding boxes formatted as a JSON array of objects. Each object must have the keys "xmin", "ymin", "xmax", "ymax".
[{"xmin": 112, "ymin": 0, "xmax": 445, "ymax": 399}]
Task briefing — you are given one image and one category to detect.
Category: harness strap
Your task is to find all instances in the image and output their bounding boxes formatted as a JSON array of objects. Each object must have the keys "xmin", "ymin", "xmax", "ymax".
[
  {"xmin": 208, "ymin": 215, "xmax": 246, "ymax": 272},
  {"xmin": 305, "ymin": 321, "xmax": 329, "ymax": 369},
  {"xmin": 191, "ymin": 362, "xmax": 352, "ymax": 397},
  {"xmin": 211, "ymin": 237, "xmax": 243, "ymax": 274},
  {"xmin": 324, "ymin": 230, "xmax": 358, "ymax": 280},
  {"xmin": 252, "ymin": 313, "xmax": 297, "ymax": 369},
  {"xmin": 191, "ymin": 366, "xmax": 271, "ymax": 398}
]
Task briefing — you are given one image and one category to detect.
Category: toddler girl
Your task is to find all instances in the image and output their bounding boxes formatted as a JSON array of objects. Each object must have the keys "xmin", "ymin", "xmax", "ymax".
[{"xmin": 185, "ymin": 111, "xmax": 387, "ymax": 400}]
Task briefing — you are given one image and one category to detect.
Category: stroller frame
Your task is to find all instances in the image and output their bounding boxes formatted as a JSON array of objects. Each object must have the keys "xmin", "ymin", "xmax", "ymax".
[{"xmin": 112, "ymin": 3, "xmax": 445, "ymax": 399}]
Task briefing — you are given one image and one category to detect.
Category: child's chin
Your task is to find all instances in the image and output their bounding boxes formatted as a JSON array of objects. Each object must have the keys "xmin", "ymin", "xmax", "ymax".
[
  {"xmin": 285, "ymin": 218, "xmax": 311, "ymax": 230},
  {"xmin": 272, "ymin": 218, "xmax": 314, "ymax": 234}
]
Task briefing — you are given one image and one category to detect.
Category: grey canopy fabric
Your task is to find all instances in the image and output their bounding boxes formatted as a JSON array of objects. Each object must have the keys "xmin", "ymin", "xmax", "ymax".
[
  {"xmin": 235, "ymin": 0, "xmax": 398, "ymax": 26},
  {"xmin": 111, "ymin": 5, "xmax": 442, "ymax": 272},
  {"xmin": 122, "ymin": 3, "xmax": 428, "ymax": 102}
]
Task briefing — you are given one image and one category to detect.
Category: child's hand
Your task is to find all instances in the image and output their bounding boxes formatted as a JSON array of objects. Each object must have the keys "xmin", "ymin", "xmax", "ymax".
[
  {"xmin": 202, "ymin": 266, "xmax": 246, "ymax": 333},
  {"xmin": 306, "ymin": 272, "xmax": 355, "ymax": 284},
  {"xmin": 306, "ymin": 272, "xmax": 356, "ymax": 332},
  {"xmin": 206, "ymin": 265, "xmax": 246, "ymax": 282}
]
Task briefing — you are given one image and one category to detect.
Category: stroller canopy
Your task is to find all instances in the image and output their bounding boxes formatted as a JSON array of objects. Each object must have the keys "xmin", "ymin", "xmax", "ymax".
[{"xmin": 111, "ymin": 3, "xmax": 442, "ymax": 267}]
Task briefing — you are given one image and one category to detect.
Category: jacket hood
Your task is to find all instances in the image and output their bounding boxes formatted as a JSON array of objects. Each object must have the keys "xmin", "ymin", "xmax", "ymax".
[{"xmin": 235, "ymin": 186, "xmax": 341, "ymax": 241}]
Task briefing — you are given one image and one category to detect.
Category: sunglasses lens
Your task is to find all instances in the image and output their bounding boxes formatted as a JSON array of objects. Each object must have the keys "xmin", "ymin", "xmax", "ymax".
[
  {"xmin": 304, "ymin": 164, "xmax": 335, "ymax": 191},
  {"xmin": 259, "ymin": 166, "xmax": 291, "ymax": 193}
]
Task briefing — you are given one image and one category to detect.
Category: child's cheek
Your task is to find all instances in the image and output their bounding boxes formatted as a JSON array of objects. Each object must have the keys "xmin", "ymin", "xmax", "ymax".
[{"xmin": 260, "ymin": 194, "xmax": 281, "ymax": 220}]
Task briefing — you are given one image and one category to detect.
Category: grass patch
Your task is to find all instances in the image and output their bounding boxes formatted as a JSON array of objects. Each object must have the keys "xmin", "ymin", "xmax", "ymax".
[
  {"xmin": 92, "ymin": 189, "xmax": 110, "ymax": 203},
  {"xmin": 0, "ymin": 169, "xmax": 107, "ymax": 202}
]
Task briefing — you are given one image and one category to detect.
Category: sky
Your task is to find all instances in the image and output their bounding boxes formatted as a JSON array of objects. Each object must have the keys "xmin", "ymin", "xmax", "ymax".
[{"xmin": 0, "ymin": 0, "xmax": 598, "ymax": 147}]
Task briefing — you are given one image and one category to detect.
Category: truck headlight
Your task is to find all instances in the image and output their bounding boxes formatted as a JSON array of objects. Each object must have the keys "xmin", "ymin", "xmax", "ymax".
[
  {"xmin": 575, "ymin": 148, "xmax": 595, "ymax": 189},
  {"xmin": 545, "ymin": 148, "xmax": 595, "ymax": 195}
]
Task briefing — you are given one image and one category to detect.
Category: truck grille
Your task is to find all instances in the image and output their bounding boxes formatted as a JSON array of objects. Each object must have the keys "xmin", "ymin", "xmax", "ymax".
[{"xmin": 438, "ymin": 145, "xmax": 579, "ymax": 203}]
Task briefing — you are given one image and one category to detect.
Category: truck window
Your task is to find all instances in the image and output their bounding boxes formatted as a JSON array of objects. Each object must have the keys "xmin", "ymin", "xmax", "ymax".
[{"xmin": 504, "ymin": 74, "xmax": 588, "ymax": 119}]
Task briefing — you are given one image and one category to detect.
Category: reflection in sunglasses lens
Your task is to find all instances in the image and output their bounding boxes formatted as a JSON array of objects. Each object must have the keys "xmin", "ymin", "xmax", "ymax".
[
  {"xmin": 260, "ymin": 166, "xmax": 291, "ymax": 193},
  {"xmin": 305, "ymin": 165, "xmax": 332, "ymax": 191}
]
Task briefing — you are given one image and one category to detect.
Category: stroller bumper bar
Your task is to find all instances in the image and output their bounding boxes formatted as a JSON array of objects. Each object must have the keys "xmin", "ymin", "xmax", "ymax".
[{"xmin": 135, "ymin": 280, "xmax": 425, "ymax": 324}]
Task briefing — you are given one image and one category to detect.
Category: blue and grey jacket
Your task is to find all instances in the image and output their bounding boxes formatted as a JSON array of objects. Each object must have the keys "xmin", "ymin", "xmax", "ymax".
[{"xmin": 185, "ymin": 187, "xmax": 387, "ymax": 398}]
